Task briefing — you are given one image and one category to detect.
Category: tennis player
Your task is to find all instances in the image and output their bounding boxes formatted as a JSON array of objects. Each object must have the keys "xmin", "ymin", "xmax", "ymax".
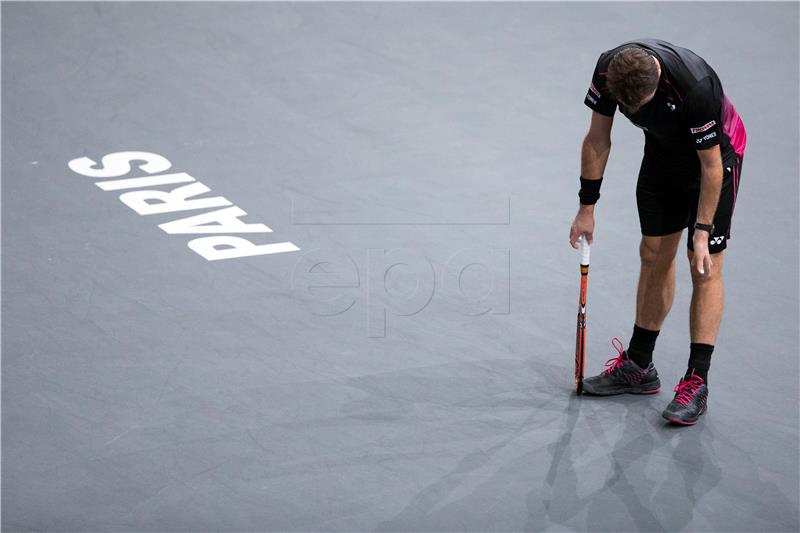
[{"xmin": 569, "ymin": 39, "xmax": 746, "ymax": 425}]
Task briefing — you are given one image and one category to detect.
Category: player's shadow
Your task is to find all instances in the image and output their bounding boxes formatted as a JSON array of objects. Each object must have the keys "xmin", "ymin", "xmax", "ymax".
[
  {"xmin": 539, "ymin": 391, "xmax": 723, "ymax": 532},
  {"xmin": 365, "ymin": 357, "xmax": 584, "ymax": 531},
  {"xmin": 339, "ymin": 354, "xmax": 795, "ymax": 531}
]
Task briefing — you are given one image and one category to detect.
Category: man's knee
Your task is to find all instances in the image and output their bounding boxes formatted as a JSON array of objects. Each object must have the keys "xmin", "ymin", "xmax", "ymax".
[
  {"xmin": 640, "ymin": 234, "xmax": 680, "ymax": 268},
  {"xmin": 688, "ymin": 250, "xmax": 724, "ymax": 285}
]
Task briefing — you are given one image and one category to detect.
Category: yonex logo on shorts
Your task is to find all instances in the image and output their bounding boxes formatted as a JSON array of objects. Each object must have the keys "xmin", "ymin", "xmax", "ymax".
[
  {"xmin": 690, "ymin": 120, "xmax": 717, "ymax": 134},
  {"xmin": 710, "ymin": 236, "xmax": 725, "ymax": 245}
]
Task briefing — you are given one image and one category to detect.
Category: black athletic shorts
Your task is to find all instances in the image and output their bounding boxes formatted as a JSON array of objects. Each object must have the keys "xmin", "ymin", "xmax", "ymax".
[{"xmin": 636, "ymin": 151, "xmax": 743, "ymax": 254}]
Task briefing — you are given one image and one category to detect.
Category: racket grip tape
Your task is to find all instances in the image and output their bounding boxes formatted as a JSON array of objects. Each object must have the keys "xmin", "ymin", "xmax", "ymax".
[{"xmin": 579, "ymin": 235, "xmax": 591, "ymax": 266}]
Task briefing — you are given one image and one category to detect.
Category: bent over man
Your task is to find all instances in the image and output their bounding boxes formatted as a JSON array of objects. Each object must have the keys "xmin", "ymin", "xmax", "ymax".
[{"xmin": 569, "ymin": 39, "xmax": 746, "ymax": 425}]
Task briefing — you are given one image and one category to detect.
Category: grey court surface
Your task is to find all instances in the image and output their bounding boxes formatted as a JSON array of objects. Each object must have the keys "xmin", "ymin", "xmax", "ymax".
[{"xmin": 2, "ymin": 2, "xmax": 799, "ymax": 531}]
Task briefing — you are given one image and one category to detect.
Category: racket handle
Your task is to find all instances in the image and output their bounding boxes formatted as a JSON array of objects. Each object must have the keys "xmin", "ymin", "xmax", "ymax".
[{"xmin": 579, "ymin": 235, "xmax": 591, "ymax": 266}]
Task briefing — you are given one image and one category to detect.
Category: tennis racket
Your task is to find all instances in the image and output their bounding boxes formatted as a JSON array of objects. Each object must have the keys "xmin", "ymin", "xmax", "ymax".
[{"xmin": 575, "ymin": 236, "xmax": 590, "ymax": 394}]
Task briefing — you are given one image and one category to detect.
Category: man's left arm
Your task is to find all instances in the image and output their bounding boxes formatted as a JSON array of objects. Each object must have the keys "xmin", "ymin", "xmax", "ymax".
[
  {"xmin": 693, "ymin": 145, "xmax": 723, "ymax": 275},
  {"xmin": 685, "ymin": 77, "xmax": 724, "ymax": 275}
]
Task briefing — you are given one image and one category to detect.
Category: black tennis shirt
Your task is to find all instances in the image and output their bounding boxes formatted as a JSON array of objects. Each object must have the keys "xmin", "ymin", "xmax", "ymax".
[{"xmin": 584, "ymin": 38, "xmax": 745, "ymax": 170}]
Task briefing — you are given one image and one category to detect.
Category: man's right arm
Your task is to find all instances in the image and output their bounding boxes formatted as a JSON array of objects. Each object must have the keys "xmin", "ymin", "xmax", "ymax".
[
  {"xmin": 570, "ymin": 111, "xmax": 614, "ymax": 248},
  {"xmin": 581, "ymin": 111, "xmax": 613, "ymax": 179}
]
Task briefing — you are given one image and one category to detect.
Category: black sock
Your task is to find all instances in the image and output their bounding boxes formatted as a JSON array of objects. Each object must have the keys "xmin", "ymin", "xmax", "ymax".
[
  {"xmin": 687, "ymin": 343, "xmax": 713, "ymax": 383},
  {"xmin": 627, "ymin": 325, "xmax": 659, "ymax": 368}
]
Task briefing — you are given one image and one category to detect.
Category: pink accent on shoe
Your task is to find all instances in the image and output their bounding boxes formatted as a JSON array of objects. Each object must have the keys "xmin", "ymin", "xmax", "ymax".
[
  {"xmin": 665, "ymin": 416, "xmax": 699, "ymax": 426},
  {"xmin": 673, "ymin": 374, "xmax": 704, "ymax": 406},
  {"xmin": 600, "ymin": 337, "xmax": 626, "ymax": 376},
  {"xmin": 611, "ymin": 337, "xmax": 624, "ymax": 355}
]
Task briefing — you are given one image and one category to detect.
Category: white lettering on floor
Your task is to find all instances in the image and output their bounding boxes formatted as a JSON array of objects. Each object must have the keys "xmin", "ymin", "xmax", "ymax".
[{"xmin": 68, "ymin": 151, "xmax": 300, "ymax": 261}]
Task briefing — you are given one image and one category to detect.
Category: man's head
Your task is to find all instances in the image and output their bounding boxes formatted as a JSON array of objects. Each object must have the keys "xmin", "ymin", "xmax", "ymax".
[{"xmin": 606, "ymin": 48, "xmax": 660, "ymax": 113}]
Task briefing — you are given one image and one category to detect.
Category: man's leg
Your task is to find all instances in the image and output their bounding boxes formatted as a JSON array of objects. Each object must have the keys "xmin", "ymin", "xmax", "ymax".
[
  {"xmin": 682, "ymin": 151, "xmax": 739, "ymax": 383},
  {"xmin": 685, "ymin": 250, "xmax": 724, "ymax": 381},
  {"xmin": 660, "ymin": 249, "xmax": 723, "ymax": 424},
  {"xmin": 625, "ymin": 231, "xmax": 682, "ymax": 369},
  {"xmin": 580, "ymin": 232, "xmax": 681, "ymax": 396},
  {"xmin": 582, "ymin": 155, "xmax": 687, "ymax": 396},
  {"xmin": 661, "ymin": 151, "xmax": 739, "ymax": 424},
  {"xmin": 688, "ymin": 249, "xmax": 724, "ymax": 343},
  {"xmin": 636, "ymin": 231, "xmax": 683, "ymax": 329}
]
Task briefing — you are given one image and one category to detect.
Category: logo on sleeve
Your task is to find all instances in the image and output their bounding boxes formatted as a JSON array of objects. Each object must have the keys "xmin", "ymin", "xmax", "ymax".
[
  {"xmin": 696, "ymin": 131, "xmax": 717, "ymax": 143},
  {"xmin": 690, "ymin": 120, "xmax": 717, "ymax": 134},
  {"xmin": 589, "ymin": 83, "xmax": 601, "ymax": 97}
]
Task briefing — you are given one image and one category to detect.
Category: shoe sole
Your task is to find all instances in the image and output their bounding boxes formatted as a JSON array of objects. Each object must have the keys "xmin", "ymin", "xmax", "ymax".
[
  {"xmin": 583, "ymin": 385, "xmax": 661, "ymax": 396},
  {"xmin": 662, "ymin": 406, "xmax": 707, "ymax": 426},
  {"xmin": 663, "ymin": 415, "xmax": 699, "ymax": 425}
]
